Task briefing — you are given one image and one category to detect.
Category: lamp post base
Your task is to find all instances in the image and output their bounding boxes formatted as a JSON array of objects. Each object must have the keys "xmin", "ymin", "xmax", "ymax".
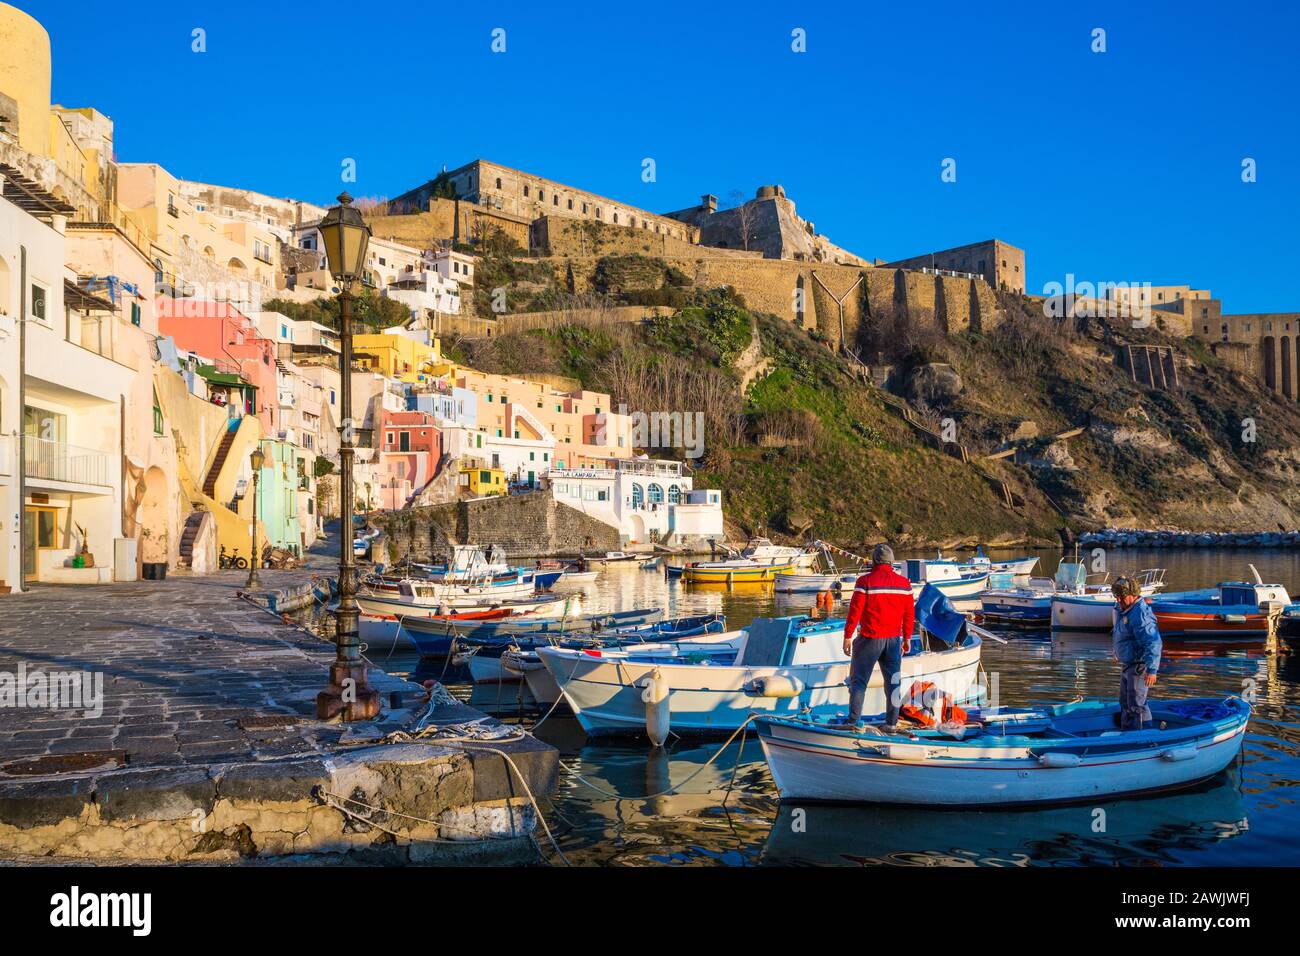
[{"xmin": 315, "ymin": 661, "xmax": 382, "ymax": 721}]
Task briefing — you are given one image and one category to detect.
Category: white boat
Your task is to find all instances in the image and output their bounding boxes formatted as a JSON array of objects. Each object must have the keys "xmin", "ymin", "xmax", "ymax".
[
  {"xmin": 740, "ymin": 537, "xmax": 820, "ymax": 571},
  {"xmin": 983, "ymin": 563, "xmax": 1165, "ymax": 627},
  {"xmin": 957, "ymin": 549, "xmax": 1040, "ymax": 578},
  {"xmin": 774, "ymin": 570, "xmax": 862, "ymax": 594},
  {"xmin": 539, "ymin": 595, "xmax": 984, "ymax": 738},
  {"xmin": 586, "ymin": 551, "xmax": 639, "ymax": 565},
  {"xmin": 899, "ymin": 559, "xmax": 989, "ymax": 599},
  {"xmin": 356, "ymin": 585, "xmax": 578, "ymax": 619},
  {"xmin": 1049, "ymin": 569, "xmax": 1167, "ymax": 631},
  {"xmin": 757, "ymin": 696, "xmax": 1250, "ymax": 806}
]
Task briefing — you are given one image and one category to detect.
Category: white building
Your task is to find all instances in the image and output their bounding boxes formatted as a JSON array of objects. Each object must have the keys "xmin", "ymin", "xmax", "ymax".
[
  {"xmin": 1, "ymin": 193, "xmax": 135, "ymax": 590},
  {"xmin": 548, "ymin": 457, "xmax": 724, "ymax": 548},
  {"xmin": 385, "ymin": 270, "xmax": 461, "ymax": 317},
  {"xmin": 426, "ymin": 249, "xmax": 476, "ymax": 287},
  {"xmin": 441, "ymin": 401, "xmax": 557, "ymax": 488}
]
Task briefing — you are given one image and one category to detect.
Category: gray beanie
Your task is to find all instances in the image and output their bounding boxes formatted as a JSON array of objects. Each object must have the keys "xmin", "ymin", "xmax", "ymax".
[{"xmin": 871, "ymin": 543, "xmax": 895, "ymax": 565}]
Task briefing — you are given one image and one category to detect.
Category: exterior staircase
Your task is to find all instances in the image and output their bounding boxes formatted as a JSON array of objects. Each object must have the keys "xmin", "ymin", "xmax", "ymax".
[
  {"xmin": 178, "ymin": 511, "xmax": 206, "ymax": 568},
  {"xmin": 203, "ymin": 427, "xmax": 239, "ymax": 498}
]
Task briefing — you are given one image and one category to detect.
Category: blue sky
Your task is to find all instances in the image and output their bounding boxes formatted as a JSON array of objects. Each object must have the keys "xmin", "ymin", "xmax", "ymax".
[{"xmin": 20, "ymin": 0, "xmax": 1300, "ymax": 312}]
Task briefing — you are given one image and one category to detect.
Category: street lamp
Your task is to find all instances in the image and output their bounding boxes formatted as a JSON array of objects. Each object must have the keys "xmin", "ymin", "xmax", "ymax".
[
  {"xmin": 246, "ymin": 446, "xmax": 266, "ymax": 590},
  {"xmin": 315, "ymin": 193, "xmax": 380, "ymax": 721}
]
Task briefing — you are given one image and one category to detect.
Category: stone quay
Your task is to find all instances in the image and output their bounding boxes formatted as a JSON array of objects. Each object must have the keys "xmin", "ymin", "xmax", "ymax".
[{"xmin": 0, "ymin": 560, "xmax": 557, "ymax": 864}]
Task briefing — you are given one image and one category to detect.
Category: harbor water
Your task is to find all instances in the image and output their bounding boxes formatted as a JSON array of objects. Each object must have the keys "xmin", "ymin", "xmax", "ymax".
[{"xmin": 357, "ymin": 549, "xmax": 1300, "ymax": 866}]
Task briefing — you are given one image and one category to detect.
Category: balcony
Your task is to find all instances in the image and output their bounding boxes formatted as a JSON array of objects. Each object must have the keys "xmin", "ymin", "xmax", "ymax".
[{"xmin": 24, "ymin": 437, "xmax": 112, "ymax": 487}]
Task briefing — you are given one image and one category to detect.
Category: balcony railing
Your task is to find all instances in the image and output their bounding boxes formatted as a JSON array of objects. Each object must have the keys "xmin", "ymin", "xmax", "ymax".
[{"xmin": 24, "ymin": 437, "xmax": 112, "ymax": 486}]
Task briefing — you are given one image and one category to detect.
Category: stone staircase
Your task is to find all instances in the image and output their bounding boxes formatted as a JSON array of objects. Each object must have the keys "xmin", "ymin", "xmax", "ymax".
[
  {"xmin": 178, "ymin": 511, "xmax": 207, "ymax": 568},
  {"xmin": 203, "ymin": 427, "xmax": 239, "ymax": 498}
]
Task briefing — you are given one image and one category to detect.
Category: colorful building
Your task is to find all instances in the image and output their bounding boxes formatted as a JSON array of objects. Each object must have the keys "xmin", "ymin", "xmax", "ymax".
[{"xmin": 352, "ymin": 331, "xmax": 441, "ymax": 383}]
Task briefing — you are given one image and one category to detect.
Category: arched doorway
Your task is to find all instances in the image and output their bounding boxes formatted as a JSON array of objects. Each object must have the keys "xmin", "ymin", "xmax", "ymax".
[{"xmin": 137, "ymin": 466, "xmax": 171, "ymax": 565}]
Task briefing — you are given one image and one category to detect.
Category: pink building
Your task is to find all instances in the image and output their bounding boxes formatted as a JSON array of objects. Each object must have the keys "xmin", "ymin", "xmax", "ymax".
[
  {"xmin": 378, "ymin": 409, "xmax": 440, "ymax": 507},
  {"xmin": 157, "ymin": 299, "xmax": 279, "ymax": 436}
]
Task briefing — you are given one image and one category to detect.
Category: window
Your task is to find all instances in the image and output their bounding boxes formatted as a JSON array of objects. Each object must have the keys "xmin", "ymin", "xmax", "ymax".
[
  {"xmin": 553, "ymin": 195, "xmax": 559, "ymax": 206},
  {"xmin": 30, "ymin": 282, "xmax": 47, "ymax": 322},
  {"xmin": 543, "ymin": 453, "xmax": 549, "ymax": 462},
  {"xmin": 567, "ymin": 199, "xmax": 574, "ymax": 210},
  {"xmin": 632, "ymin": 483, "xmax": 644, "ymax": 506},
  {"xmin": 529, "ymin": 452, "xmax": 535, "ymax": 461},
  {"xmin": 130, "ymin": 302, "xmax": 142, "ymax": 326},
  {"xmin": 523, "ymin": 185, "xmax": 529, "ymax": 197},
  {"xmin": 495, "ymin": 177, "xmax": 502, "ymax": 189},
  {"xmin": 152, "ymin": 389, "xmax": 164, "ymax": 436},
  {"xmin": 648, "ymin": 483, "xmax": 664, "ymax": 503},
  {"xmin": 668, "ymin": 484, "xmax": 681, "ymax": 503},
  {"xmin": 538, "ymin": 189, "xmax": 544, "ymax": 201}
]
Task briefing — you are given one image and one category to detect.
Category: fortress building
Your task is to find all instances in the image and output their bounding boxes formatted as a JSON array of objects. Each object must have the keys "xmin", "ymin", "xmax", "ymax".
[
  {"xmin": 388, "ymin": 159, "xmax": 696, "ymax": 244},
  {"xmin": 883, "ymin": 239, "xmax": 1026, "ymax": 294}
]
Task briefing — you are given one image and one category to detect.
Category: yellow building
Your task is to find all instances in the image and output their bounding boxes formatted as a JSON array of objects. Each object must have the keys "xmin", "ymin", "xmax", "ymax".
[
  {"xmin": 453, "ymin": 367, "xmax": 633, "ymax": 470},
  {"xmin": 353, "ymin": 332, "xmax": 442, "ymax": 383},
  {"xmin": 464, "ymin": 466, "xmax": 506, "ymax": 497}
]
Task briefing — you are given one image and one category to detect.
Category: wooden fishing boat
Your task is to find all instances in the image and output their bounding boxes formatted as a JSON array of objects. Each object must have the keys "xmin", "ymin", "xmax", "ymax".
[
  {"xmin": 468, "ymin": 613, "xmax": 728, "ymax": 684},
  {"xmin": 757, "ymin": 696, "xmax": 1250, "ymax": 805},
  {"xmin": 540, "ymin": 585, "xmax": 984, "ymax": 737},
  {"xmin": 1149, "ymin": 577, "xmax": 1291, "ymax": 640},
  {"xmin": 400, "ymin": 605, "xmax": 658, "ymax": 657},
  {"xmin": 986, "ymin": 565, "xmax": 1165, "ymax": 627},
  {"xmin": 774, "ymin": 571, "xmax": 861, "ymax": 594},
  {"xmin": 898, "ymin": 559, "xmax": 989, "ymax": 600},
  {"xmin": 1280, "ymin": 605, "xmax": 1300, "ymax": 651},
  {"xmin": 682, "ymin": 560, "xmax": 795, "ymax": 585}
]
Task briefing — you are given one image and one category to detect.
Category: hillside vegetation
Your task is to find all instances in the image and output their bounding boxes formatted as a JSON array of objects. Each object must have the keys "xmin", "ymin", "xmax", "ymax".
[{"xmin": 448, "ymin": 277, "xmax": 1300, "ymax": 548}]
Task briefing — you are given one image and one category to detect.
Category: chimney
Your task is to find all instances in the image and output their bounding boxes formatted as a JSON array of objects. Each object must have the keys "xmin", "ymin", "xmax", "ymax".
[{"xmin": 702, "ymin": 194, "xmax": 717, "ymax": 212}]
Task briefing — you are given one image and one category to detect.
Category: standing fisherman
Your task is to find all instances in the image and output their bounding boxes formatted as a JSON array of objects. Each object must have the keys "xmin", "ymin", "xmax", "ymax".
[
  {"xmin": 1111, "ymin": 576, "xmax": 1161, "ymax": 730},
  {"xmin": 842, "ymin": 544, "xmax": 915, "ymax": 730}
]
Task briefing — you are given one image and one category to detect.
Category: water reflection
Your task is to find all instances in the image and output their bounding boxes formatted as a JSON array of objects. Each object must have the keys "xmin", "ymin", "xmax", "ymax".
[
  {"xmin": 342, "ymin": 547, "xmax": 1300, "ymax": 866},
  {"xmin": 759, "ymin": 775, "xmax": 1250, "ymax": 867}
]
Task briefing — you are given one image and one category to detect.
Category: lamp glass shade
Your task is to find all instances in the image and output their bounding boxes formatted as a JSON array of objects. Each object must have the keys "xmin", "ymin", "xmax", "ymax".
[
  {"xmin": 317, "ymin": 192, "xmax": 371, "ymax": 283},
  {"xmin": 250, "ymin": 448, "xmax": 266, "ymax": 472}
]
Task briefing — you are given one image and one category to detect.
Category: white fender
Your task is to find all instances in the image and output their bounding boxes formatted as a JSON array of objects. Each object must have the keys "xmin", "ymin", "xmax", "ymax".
[
  {"xmin": 1161, "ymin": 745, "xmax": 1198, "ymax": 762},
  {"xmin": 1038, "ymin": 752, "xmax": 1082, "ymax": 768},
  {"xmin": 744, "ymin": 675, "xmax": 804, "ymax": 698},
  {"xmin": 640, "ymin": 668, "xmax": 670, "ymax": 747}
]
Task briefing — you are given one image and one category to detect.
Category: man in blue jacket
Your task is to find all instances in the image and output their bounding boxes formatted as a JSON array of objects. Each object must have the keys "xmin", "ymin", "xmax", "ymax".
[{"xmin": 1111, "ymin": 576, "xmax": 1162, "ymax": 730}]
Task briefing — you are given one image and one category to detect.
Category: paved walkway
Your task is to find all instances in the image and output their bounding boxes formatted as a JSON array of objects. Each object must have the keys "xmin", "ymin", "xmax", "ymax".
[{"xmin": 0, "ymin": 557, "xmax": 413, "ymax": 772}]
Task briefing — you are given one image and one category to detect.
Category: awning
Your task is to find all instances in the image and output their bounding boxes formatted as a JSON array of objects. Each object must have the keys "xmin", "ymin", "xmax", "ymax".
[
  {"xmin": 0, "ymin": 163, "xmax": 79, "ymax": 218},
  {"xmin": 63, "ymin": 279, "xmax": 115, "ymax": 313}
]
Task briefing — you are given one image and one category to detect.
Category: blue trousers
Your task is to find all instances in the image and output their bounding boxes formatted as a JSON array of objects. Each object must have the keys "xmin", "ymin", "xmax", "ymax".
[
  {"xmin": 847, "ymin": 636, "xmax": 902, "ymax": 724},
  {"xmin": 1120, "ymin": 661, "xmax": 1152, "ymax": 730}
]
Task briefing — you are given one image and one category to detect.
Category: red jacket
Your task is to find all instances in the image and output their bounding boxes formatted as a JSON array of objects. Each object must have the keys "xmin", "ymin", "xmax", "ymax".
[{"xmin": 844, "ymin": 563, "xmax": 915, "ymax": 642}]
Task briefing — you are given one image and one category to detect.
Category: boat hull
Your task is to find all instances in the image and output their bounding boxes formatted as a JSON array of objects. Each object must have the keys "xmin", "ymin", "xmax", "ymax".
[
  {"xmin": 757, "ymin": 702, "xmax": 1248, "ymax": 806},
  {"xmin": 543, "ymin": 640, "xmax": 982, "ymax": 736},
  {"xmin": 1151, "ymin": 606, "xmax": 1271, "ymax": 640},
  {"xmin": 683, "ymin": 563, "xmax": 795, "ymax": 585},
  {"xmin": 1051, "ymin": 594, "xmax": 1117, "ymax": 632}
]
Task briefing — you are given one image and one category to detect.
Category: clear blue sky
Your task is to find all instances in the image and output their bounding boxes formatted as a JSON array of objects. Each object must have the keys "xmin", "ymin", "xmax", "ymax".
[{"xmin": 20, "ymin": 0, "xmax": 1300, "ymax": 313}]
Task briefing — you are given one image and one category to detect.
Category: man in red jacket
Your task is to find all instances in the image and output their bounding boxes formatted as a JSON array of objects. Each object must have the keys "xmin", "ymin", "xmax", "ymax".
[{"xmin": 843, "ymin": 544, "xmax": 914, "ymax": 729}]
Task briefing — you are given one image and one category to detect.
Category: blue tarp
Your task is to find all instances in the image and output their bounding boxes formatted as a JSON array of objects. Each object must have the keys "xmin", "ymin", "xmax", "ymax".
[{"xmin": 915, "ymin": 583, "xmax": 967, "ymax": 645}]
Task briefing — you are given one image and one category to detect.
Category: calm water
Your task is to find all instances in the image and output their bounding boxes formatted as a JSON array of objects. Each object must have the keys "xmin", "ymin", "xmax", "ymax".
[{"xmin": 364, "ymin": 549, "xmax": 1300, "ymax": 866}]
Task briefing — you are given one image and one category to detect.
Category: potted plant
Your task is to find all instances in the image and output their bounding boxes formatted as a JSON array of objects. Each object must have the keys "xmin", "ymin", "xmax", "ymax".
[{"xmin": 75, "ymin": 524, "xmax": 95, "ymax": 568}]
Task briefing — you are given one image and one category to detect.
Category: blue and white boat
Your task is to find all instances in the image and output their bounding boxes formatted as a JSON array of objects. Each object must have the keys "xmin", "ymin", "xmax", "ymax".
[
  {"xmin": 898, "ymin": 559, "xmax": 989, "ymax": 600},
  {"xmin": 467, "ymin": 612, "xmax": 728, "ymax": 683},
  {"xmin": 757, "ymin": 696, "xmax": 1250, "ymax": 805},
  {"xmin": 1149, "ymin": 572, "xmax": 1291, "ymax": 640},
  {"xmin": 984, "ymin": 563, "xmax": 1166, "ymax": 628},
  {"xmin": 540, "ymin": 585, "xmax": 985, "ymax": 738},
  {"xmin": 957, "ymin": 547, "xmax": 1039, "ymax": 578},
  {"xmin": 401, "ymin": 605, "xmax": 660, "ymax": 658}
]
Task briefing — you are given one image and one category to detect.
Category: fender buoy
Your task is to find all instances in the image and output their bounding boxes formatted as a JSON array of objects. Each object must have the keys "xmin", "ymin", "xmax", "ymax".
[
  {"xmin": 640, "ymin": 668, "xmax": 670, "ymax": 747},
  {"xmin": 744, "ymin": 675, "xmax": 804, "ymax": 698},
  {"xmin": 1038, "ymin": 752, "xmax": 1082, "ymax": 768}
]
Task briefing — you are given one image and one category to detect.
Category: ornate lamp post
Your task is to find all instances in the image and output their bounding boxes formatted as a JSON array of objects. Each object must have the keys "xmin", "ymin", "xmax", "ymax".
[
  {"xmin": 245, "ymin": 445, "xmax": 266, "ymax": 590},
  {"xmin": 315, "ymin": 193, "xmax": 380, "ymax": 721}
]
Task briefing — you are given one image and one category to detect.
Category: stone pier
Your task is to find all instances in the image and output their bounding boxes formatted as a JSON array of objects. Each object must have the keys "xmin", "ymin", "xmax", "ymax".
[{"xmin": 0, "ymin": 564, "xmax": 557, "ymax": 863}]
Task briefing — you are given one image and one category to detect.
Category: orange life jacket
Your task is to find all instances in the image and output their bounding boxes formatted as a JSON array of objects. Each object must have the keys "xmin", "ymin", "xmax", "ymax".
[{"xmin": 898, "ymin": 680, "xmax": 968, "ymax": 728}]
